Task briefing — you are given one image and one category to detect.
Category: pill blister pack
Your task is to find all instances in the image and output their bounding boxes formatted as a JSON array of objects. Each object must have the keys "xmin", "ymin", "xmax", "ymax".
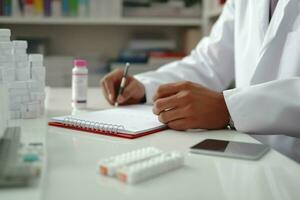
[{"xmin": 98, "ymin": 147, "xmax": 184, "ymax": 184}]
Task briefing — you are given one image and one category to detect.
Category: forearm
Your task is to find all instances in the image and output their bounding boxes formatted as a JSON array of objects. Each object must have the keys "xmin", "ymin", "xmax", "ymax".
[
  {"xmin": 135, "ymin": 58, "xmax": 233, "ymax": 104},
  {"xmin": 135, "ymin": 0, "xmax": 236, "ymax": 104}
]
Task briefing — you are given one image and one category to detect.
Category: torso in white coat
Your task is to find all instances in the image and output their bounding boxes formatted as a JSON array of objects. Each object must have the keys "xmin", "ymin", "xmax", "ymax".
[
  {"xmin": 135, "ymin": 0, "xmax": 300, "ymax": 136},
  {"xmin": 235, "ymin": 0, "xmax": 300, "ymax": 86}
]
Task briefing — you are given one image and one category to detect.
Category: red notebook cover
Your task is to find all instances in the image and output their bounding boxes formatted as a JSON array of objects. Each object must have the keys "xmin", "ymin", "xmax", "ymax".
[
  {"xmin": 48, "ymin": 121, "xmax": 167, "ymax": 139},
  {"xmin": 48, "ymin": 105, "xmax": 167, "ymax": 139}
]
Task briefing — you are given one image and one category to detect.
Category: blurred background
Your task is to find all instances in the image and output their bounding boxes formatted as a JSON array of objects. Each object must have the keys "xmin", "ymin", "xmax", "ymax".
[{"xmin": 0, "ymin": 0, "xmax": 225, "ymax": 87}]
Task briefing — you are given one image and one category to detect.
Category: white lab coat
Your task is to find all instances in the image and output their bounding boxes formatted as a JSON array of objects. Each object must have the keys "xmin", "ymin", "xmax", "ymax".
[{"xmin": 134, "ymin": 0, "xmax": 300, "ymax": 137}]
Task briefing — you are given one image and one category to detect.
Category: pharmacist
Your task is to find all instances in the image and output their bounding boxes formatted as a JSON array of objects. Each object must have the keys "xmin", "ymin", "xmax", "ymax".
[{"xmin": 101, "ymin": 0, "xmax": 300, "ymax": 137}]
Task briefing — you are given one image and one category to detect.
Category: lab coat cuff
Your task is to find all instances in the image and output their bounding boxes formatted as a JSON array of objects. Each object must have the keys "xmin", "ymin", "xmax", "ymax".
[
  {"xmin": 223, "ymin": 88, "xmax": 241, "ymax": 131},
  {"xmin": 134, "ymin": 76, "xmax": 157, "ymax": 104}
]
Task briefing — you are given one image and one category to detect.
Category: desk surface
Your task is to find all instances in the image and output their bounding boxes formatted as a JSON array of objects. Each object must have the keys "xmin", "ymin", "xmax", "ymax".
[{"xmin": 1, "ymin": 88, "xmax": 300, "ymax": 200}]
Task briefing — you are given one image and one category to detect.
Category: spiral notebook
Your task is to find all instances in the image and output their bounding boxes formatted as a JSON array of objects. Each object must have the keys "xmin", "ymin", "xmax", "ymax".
[{"xmin": 48, "ymin": 105, "xmax": 167, "ymax": 139}]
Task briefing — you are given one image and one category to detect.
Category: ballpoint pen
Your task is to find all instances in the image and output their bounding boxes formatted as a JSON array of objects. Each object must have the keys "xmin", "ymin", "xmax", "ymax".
[{"xmin": 115, "ymin": 62, "xmax": 130, "ymax": 106}]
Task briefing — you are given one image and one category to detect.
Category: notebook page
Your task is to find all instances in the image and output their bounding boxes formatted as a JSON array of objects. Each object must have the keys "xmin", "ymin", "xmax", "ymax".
[{"xmin": 51, "ymin": 105, "xmax": 166, "ymax": 134}]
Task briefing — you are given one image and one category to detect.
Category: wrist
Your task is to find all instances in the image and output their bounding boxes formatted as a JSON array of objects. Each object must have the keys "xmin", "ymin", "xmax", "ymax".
[
  {"xmin": 219, "ymin": 93, "xmax": 231, "ymax": 128},
  {"xmin": 228, "ymin": 116, "xmax": 236, "ymax": 130},
  {"xmin": 135, "ymin": 80, "xmax": 146, "ymax": 104},
  {"xmin": 220, "ymin": 92, "xmax": 235, "ymax": 130},
  {"xmin": 140, "ymin": 94, "xmax": 146, "ymax": 104}
]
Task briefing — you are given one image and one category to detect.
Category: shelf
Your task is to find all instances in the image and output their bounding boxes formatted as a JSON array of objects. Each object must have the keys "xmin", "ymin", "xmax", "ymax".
[{"xmin": 0, "ymin": 17, "xmax": 203, "ymax": 26}]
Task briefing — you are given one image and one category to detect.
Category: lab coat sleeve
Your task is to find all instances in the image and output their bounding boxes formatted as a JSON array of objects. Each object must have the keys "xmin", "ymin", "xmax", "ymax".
[
  {"xmin": 134, "ymin": 0, "xmax": 235, "ymax": 104},
  {"xmin": 224, "ymin": 78, "xmax": 300, "ymax": 137}
]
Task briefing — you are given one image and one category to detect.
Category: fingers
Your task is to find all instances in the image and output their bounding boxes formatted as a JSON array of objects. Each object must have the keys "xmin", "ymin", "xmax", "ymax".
[
  {"xmin": 153, "ymin": 83, "xmax": 180, "ymax": 102},
  {"xmin": 122, "ymin": 97, "xmax": 141, "ymax": 105},
  {"xmin": 153, "ymin": 87, "xmax": 196, "ymax": 115},
  {"xmin": 157, "ymin": 106, "xmax": 188, "ymax": 124},
  {"xmin": 167, "ymin": 119, "xmax": 191, "ymax": 131},
  {"xmin": 103, "ymin": 81, "xmax": 115, "ymax": 104},
  {"xmin": 153, "ymin": 81, "xmax": 195, "ymax": 101},
  {"xmin": 100, "ymin": 69, "xmax": 124, "ymax": 104},
  {"xmin": 101, "ymin": 81, "xmax": 112, "ymax": 104},
  {"xmin": 152, "ymin": 94, "xmax": 182, "ymax": 115},
  {"xmin": 116, "ymin": 78, "xmax": 137, "ymax": 104}
]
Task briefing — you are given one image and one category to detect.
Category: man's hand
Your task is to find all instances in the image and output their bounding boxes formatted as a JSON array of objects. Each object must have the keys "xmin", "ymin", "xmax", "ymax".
[
  {"xmin": 100, "ymin": 69, "xmax": 145, "ymax": 105},
  {"xmin": 152, "ymin": 81, "xmax": 230, "ymax": 130}
]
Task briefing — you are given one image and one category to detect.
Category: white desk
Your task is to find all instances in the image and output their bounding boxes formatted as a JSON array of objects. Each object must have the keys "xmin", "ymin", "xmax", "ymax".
[{"xmin": 1, "ymin": 88, "xmax": 300, "ymax": 200}]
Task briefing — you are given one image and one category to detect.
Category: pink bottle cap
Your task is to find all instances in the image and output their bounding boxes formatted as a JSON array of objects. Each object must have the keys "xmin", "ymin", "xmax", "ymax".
[{"xmin": 73, "ymin": 59, "xmax": 87, "ymax": 68}]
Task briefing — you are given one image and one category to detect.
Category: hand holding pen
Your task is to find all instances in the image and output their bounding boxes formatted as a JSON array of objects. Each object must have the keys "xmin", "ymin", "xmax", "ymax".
[
  {"xmin": 101, "ymin": 63, "xmax": 146, "ymax": 106},
  {"xmin": 115, "ymin": 63, "xmax": 130, "ymax": 106}
]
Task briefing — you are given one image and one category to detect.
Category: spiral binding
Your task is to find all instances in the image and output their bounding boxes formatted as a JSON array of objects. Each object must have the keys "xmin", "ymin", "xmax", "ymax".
[{"xmin": 63, "ymin": 117, "xmax": 125, "ymax": 134}]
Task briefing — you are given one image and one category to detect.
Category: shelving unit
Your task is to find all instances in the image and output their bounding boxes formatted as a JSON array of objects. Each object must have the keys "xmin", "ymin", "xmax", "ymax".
[
  {"xmin": 0, "ymin": 0, "xmax": 223, "ymax": 87},
  {"xmin": 0, "ymin": 16, "xmax": 203, "ymax": 26},
  {"xmin": 0, "ymin": 0, "xmax": 222, "ymax": 27}
]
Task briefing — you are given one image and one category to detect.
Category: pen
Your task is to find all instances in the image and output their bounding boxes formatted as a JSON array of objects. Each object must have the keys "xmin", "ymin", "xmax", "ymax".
[{"xmin": 115, "ymin": 62, "xmax": 130, "ymax": 107}]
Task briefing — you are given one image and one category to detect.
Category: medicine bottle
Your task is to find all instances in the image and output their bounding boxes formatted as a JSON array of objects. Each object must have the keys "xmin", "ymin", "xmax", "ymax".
[{"xmin": 72, "ymin": 59, "xmax": 88, "ymax": 109}]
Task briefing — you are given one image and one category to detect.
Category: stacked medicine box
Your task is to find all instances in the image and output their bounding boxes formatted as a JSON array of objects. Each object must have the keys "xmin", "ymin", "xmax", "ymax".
[{"xmin": 0, "ymin": 29, "xmax": 46, "ymax": 119}]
